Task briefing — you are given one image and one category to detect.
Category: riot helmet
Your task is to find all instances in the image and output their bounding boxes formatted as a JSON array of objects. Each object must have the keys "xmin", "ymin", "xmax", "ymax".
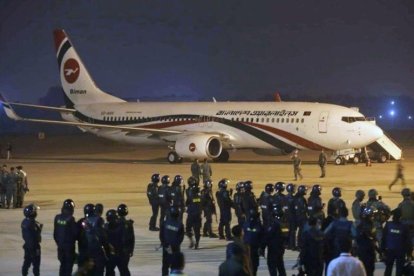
[
  {"xmin": 106, "ymin": 209, "xmax": 118, "ymax": 223},
  {"xmin": 117, "ymin": 203, "xmax": 128, "ymax": 217},
  {"xmin": 332, "ymin": 187, "xmax": 342, "ymax": 198},
  {"xmin": 151, "ymin": 173, "xmax": 160, "ymax": 183},
  {"xmin": 204, "ymin": 179, "xmax": 213, "ymax": 189},
  {"xmin": 161, "ymin": 175, "xmax": 170, "ymax": 185},
  {"xmin": 236, "ymin": 182, "xmax": 244, "ymax": 192},
  {"xmin": 244, "ymin": 181, "xmax": 253, "ymax": 191},
  {"xmin": 83, "ymin": 203, "xmax": 95, "ymax": 217},
  {"xmin": 286, "ymin": 183, "xmax": 296, "ymax": 194},
  {"xmin": 23, "ymin": 204, "xmax": 39, "ymax": 219},
  {"xmin": 355, "ymin": 190, "xmax": 365, "ymax": 200},
  {"xmin": 95, "ymin": 203, "xmax": 104, "ymax": 217},
  {"xmin": 173, "ymin": 175, "xmax": 183, "ymax": 186},
  {"xmin": 297, "ymin": 185, "xmax": 308, "ymax": 196},
  {"xmin": 274, "ymin": 182, "xmax": 286, "ymax": 193},
  {"xmin": 187, "ymin": 176, "xmax": 197, "ymax": 187},
  {"xmin": 62, "ymin": 199, "xmax": 75, "ymax": 213},
  {"xmin": 265, "ymin": 183, "xmax": 274, "ymax": 194},
  {"xmin": 311, "ymin": 184, "xmax": 322, "ymax": 196},
  {"xmin": 402, "ymin": 188, "xmax": 411, "ymax": 198},
  {"xmin": 218, "ymin": 178, "xmax": 230, "ymax": 189}
]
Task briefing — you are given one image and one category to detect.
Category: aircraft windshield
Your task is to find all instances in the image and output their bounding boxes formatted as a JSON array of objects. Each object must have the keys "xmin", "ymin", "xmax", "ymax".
[{"xmin": 341, "ymin": 116, "xmax": 366, "ymax": 123}]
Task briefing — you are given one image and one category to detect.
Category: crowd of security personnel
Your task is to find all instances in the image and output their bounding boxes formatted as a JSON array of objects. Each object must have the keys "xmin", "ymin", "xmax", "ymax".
[
  {"xmin": 21, "ymin": 200, "xmax": 135, "ymax": 276},
  {"xmin": 0, "ymin": 164, "xmax": 29, "ymax": 209},
  {"xmin": 149, "ymin": 170, "xmax": 414, "ymax": 276}
]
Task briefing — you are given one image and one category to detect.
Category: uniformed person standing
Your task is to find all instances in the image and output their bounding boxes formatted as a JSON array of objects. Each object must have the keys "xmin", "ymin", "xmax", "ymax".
[
  {"xmin": 185, "ymin": 183, "xmax": 202, "ymax": 249},
  {"xmin": 169, "ymin": 175, "xmax": 185, "ymax": 222},
  {"xmin": 147, "ymin": 173, "xmax": 160, "ymax": 231},
  {"xmin": 291, "ymin": 150, "xmax": 303, "ymax": 181},
  {"xmin": 6, "ymin": 166, "xmax": 18, "ymax": 208},
  {"xmin": 190, "ymin": 159, "xmax": 201, "ymax": 185},
  {"xmin": 201, "ymin": 158, "xmax": 212, "ymax": 184},
  {"xmin": 233, "ymin": 182, "xmax": 245, "ymax": 226},
  {"xmin": 286, "ymin": 183, "xmax": 297, "ymax": 249},
  {"xmin": 117, "ymin": 203, "xmax": 135, "ymax": 275},
  {"xmin": 398, "ymin": 188, "xmax": 414, "ymax": 248},
  {"xmin": 307, "ymin": 184, "xmax": 325, "ymax": 223},
  {"xmin": 243, "ymin": 209, "xmax": 263, "ymax": 276},
  {"xmin": 352, "ymin": 190, "xmax": 366, "ymax": 227},
  {"xmin": 382, "ymin": 208, "xmax": 412, "ymax": 276},
  {"xmin": 241, "ymin": 181, "xmax": 259, "ymax": 221},
  {"xmin": 293, "ymin": 185, "xmax": 308, "ymax": 249},
  {"xmin": 201, "ymin": 179, "xmax": 218, "ymax": 238},
  {"xmin": 158, "ymin": 175, "xmax": 172, "ymax": 227},
  {"xmin": 355, "ymin": 207, "xmax": 377, "ymax": 276},
  {"xmin": 216, "ymin": 178, "xmax": 233, "ymax": 240},
  {"xmin": 21, "ymin": 204, "xmax": 42, "ymax": 276},
  {"xmin": 366, "ymin": 189, "xmax": 391, "ymax": 248},
  {"xmin": 16, "ymin": 166, "xmax": 28, "ymax": 208},
  {"xmin": 54, "ymin": 199, "xmax": 77, "ymax": 276},
  {"xmin": 389, "ymin": 160, "xmax": 406, "ymax": 190},
  {"xmin": 299, "ymin": 217, "xmax": 325, "ymax": 276},
  {"xmin": 104, "ymin": 209, "xmax": 124, "ymax": 276},
  {"xmin": 0, "ymin": 164, "xmax": 9, "ymax": 208},
  {"xmin": 327, "ymin": 187, "xmax": 347, "ymax": 219},
  {"xmin": 258, "ymin": 183, "xmax": 274, "ymax": 229},
  {"xmin": 160, "ymin": 206, "xmax": 184, "ymax": 276},
  {"xmin": 318, "ymin": 149, "xmax": 328, "ymax": 178}
]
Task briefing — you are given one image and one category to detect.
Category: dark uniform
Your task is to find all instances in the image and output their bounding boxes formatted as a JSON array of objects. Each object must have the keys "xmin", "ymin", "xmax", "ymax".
[
  {"xmin": 241, "ymin": 181, "xmax": 259, "ymax": 221},
  {"xmin": 327, "ymin": 187, "xmax": 346, "ymax": 219},
  {"xmin": 352, "ymin": 190, "xmax": 366, "ymax": 227},
  {"xmin": 117, "ymin": 204, "xmax": 134, "ymax": 276},
  {"xmin": 158, "ymin": 176, "xmax": 171, "ymax": 226},
  {"xmin": 6, "ymin": 167, "xmax": 18, "ymax": 208},
  {"xmin": 259, "ymin": 184, "xmax": 274, "ymax": 229},
  {"xmin": 285, "ymin": 183, "xmax": 297, "ymax": 249},
  {"xmin": 54, "ymin": 199, "xmax": 77, "ymax": 276},
  {"xmin": 216, "ymin": 179, "xmax": 233, "ymax": 240},
  {"xmin": 201, "ymin": 180, "xmax": 218, "ymax": 237},
  {"xmin": 185, "ymin": 185, "xmax": 202, "ymax": 249},
  {"xmin": 169, "ymin": 175, "xmax": 185, "ymax": 222},
  {"xmin": 243, "ymin": 211, "xmax": 263, "ymax": 276},
  {"xmin": 147, "ymin": 173, "xmax": 160, "ymax": 231},
  {"xmin": 300, "ymin": 217, "xmax": 324, "ymax": 276},
  {"xmin": 233, "ymin": 182, "xmax": 245, "ymax": 226},
  {"xmin": 21, "ymin": 204, "xmax": 42, "ymax": 276},
  {"xmin": 398, "ymin": 188, "xmax": 414, "ymax": 247},
  {"xmin": 382, "ymin": 209, "xmax": 411, "ymax": 276},
  {"xmin": 355, "ymin": 207, "xmax": 377, "ymax": 276},
  {"xmin": 366, "ymin": 189, "xmax": 391, "ymax": 248},
  {"xmin": 105, "ymin": 210, "xmax": 123, "ymax": 276},
  {"xmin": 307, "ymin": 185, "xmax": 325, "ymax": 223},
  {"xmin": 292, "ymin": 185, "xmax": 308, "ymax": 249},
  {"xmin": 160, "ymin": 207, "xmax": 184, "ymax": 276},
  {"xmin": 389, "ymin": 161, "xmax": 406, "ymax": 190},
  {"xmin": 318, "ymin": 150, "xmax": 328, "ymax": 178},
  {"xmin": 0, "ymin": 166, "xmax": 9, "ymax": 207}
]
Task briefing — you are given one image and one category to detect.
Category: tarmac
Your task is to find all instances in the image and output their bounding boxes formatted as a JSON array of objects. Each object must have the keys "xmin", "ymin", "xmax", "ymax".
[{"xmin": 0, "ymin": 134, "xmax": 413, "ymax": 275}]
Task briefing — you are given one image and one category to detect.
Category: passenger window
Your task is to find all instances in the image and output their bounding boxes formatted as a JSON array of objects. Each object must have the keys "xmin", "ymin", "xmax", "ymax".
[
  {"xmin": 301, "ymin": 118, "xmax": 304, "ymax": 123},
  {"xmin": 296, "ymin": 118, "xmax": 299, "ymax": 123},
  {"xmin": 256, "ymin": 118, "xmax": 259, "ymax": 123},
  {"xmin": 266, "ymin": 118, "xmax": 269, "ymax": 123},
  {"xmin": 281, "ymin": 118, "xmax": 284, "ymax": 123},
  {"xmin": 271, "ymin": 118, "xmax": 274, "ymax": 123}
]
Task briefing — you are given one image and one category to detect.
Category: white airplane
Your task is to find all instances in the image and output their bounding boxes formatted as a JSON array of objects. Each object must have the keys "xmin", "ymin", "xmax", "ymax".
[{"xmin": 0, "ymin": 29, "xmax": 384, "ymax": 163}]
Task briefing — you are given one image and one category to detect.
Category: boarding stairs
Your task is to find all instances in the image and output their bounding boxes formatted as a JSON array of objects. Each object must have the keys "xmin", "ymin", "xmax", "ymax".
[{"xmin": 368, "ymin": 132, "xmax": 402, "ymax": 161}]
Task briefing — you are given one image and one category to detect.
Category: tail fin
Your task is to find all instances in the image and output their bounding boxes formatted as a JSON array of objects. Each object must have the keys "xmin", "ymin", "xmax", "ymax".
[{"xmin": 53, "ymin": 29, "xmax": 124, "ymax": 106}]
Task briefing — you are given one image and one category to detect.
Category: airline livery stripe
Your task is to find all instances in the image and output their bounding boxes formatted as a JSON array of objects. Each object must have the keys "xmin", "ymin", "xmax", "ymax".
[{"xmin": 57, "ymin": 40, "xmax": 72, "ymax": 69}]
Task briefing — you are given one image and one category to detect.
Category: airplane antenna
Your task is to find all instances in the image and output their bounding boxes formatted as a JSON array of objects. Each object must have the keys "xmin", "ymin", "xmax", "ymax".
[{"xmin": 274, "ymin": 92, "xmax": 282, "ymax": 102}]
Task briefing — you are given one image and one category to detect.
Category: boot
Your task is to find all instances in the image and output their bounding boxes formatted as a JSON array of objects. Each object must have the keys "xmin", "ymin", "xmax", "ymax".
[{"xmin": 188, "ymin": 236, "xmax": 195, "ymax": 249}]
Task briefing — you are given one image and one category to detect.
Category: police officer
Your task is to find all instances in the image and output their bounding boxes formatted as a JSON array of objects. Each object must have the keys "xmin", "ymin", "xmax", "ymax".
[
  {"xmin": 201, "ymin": 158, "xmax": 212, "ymax": 184},
  {"xmin": 291, "ymin": 151, "xmax": 303, "ymax": 181},
  {"xmin": 6, "ymin": 166, "xmax": 18, "ymax": 208},
  {"xmin": 293, "ymin": 185, "xmax": 308, "ymax": 249},
  {"xmin": 352, "ymin": 190, "xmax": 366, "ymax": 227},
  {"xmin": 169, "ymin": 175, "xmax": 185, "ymax": 222},
  {"xmin": 264, "ymin": 206, "xmax": 288, "ymax": 276},
  {"xmin": 259, "ymin": 183, "xmax": 274, "ymax": 229},
  {"xmin": 233, "ymin": 181, "xmax": 245, "ymax": 226},
  {"xmin": 355, "ymin": 207, "xmax": 377, "ymax": 276},
  {"xmin": 16, "ymin": 166, "xmax": 29, "ymax": 207},
  {"xmin": 366, "ymin": 188, "xmax": 391, "ymax": 248},
  {"xmin": 286, "ymin": 183, "xmax": 297, "ymax": 249},
  {"xmin": 327, "ymin": 187, "xmax": 347, "ymax": 219},
  {"xmin": 0, "ymin": 164, "xmax": 8, "ymax": 207},
  {"xmin": 160, "ymin": 206, "xmax": 184, "ymax": 276},
  {"xmin": 382, "ymin": 208, "xmax": 412, "ymax": 276},
  {"xmin": 243, "ymin": 209, "xmax": 263, "ymax": 276},
  {"xmin": 158, "ymin": 175, "xmax": 171, "ymax": 226},
  {"xmin": 272, "ymin": 182, "xmax": 287, "ymax": 210},
  {"xmin": 201, "ymin": 179, "xmax": 218, "ymax": 238},
  {"xmin": 104, "ymin": 209, "xmax": 122, "ymax": 276},
  {"xmin": 117, "ymin": 203, "xmax": 135, "ymax": 275},
  {"xmin": 299, "ymin": 217, "xmax": 324, "ymax": 276},
  {"xmin": 241, "ymin": 181, "xmax": 259, "ymax": 221},
  {"xmin": 185, "ymin": 182, "xmax": 202, "ymax": 249},
  {"xmin": 21, "ymin": 203, "xmax": 42, "ymax": 276},
  {"xmin": 95, "ymin": 203, "xmax": 104, "ymax": 218},
  {"xmin": 54, "ymin": 199, "xmax": 77, "ymax": 276},
  {"xmin": 191, "ymin": 159, "xmax": 201, "ymax": 184},
  {"xmin": 307, "ymin": 184, "xmax": 325, "ymax": 223},
  {"xmin": 147, "ymin": 173, "xmax": 160, "ymax": 231},
  {"xmin": 398, "ymin": 188, "xmax": 414, "ymax": 247},
  {"xmin": 318, "ymin": 149, "xmax": 328, "ymax": 178},
  {"xmin": 216, "ymin": 178, "xmax": 233, "ymax": 240}
]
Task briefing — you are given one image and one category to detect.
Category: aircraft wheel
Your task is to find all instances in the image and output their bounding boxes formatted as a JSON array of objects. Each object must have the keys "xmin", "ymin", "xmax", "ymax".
[
  {"xmin": 167, "ymin": 151, "xmax": 180, "ymax": 164},
  {"xmin": 378, "ymin": 154, "xmax": 387, "ymax": 163},
  {"xmin": 334, "ymin": 157, "xmax": 343, "ymax": 166},
  {"xmin": 353, "ymin": 156, "xmax": 359, "ymax": 164},
  {"xmin": 214, "ymin": 149, "xmax": 230, "ymax": 162}
]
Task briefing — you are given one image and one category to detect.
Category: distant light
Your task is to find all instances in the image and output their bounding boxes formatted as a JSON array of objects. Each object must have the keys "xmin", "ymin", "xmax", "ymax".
[
  {"xmin": 409, "ymin": 115, "xmax": 413, "ymax": 120},
  {"xmin": 379, "ymin": 115, "xmax": 383, "ymax": 119},
  {"xmin": 389, "ymin": 110, "xmax": 395, "ymax": 117},
  {"xmin": 390, "ymin": 101, "xmax": 395, "ymax": 105}
]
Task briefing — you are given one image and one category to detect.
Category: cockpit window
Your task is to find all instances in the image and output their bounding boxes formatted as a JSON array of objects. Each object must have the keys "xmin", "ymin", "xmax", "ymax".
[{"xmin": 341, "ymin": 116, "xmax": 366, "ymax": 123}]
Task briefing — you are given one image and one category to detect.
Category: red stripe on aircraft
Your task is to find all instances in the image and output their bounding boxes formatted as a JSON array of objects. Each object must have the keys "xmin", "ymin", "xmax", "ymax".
[{"xmin": 53, "ymin": 29, "xmax": 66, "ymax": 53}]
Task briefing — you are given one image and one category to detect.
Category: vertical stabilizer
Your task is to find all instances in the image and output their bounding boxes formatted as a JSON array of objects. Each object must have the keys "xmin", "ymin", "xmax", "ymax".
[{"xmin": 53, "ymin": 29, "xmax": 125, "ymax": 106}]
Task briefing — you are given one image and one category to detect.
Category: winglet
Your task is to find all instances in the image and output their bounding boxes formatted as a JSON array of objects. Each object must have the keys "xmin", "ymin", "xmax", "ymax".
[{"xmin": 0, "ymin": 94, "xmax": 22, "ymax": 121}]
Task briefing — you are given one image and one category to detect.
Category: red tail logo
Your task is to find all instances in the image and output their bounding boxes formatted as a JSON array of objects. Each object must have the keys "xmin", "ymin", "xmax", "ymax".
[{"xmin": 63, "ymin": 58, "xmax": 80, "ymax": 83}]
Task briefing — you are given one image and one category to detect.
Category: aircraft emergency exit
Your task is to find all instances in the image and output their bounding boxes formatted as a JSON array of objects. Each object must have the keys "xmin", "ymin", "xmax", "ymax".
[{"xmin": 0, "ymin": 29, "xmax": 384, "ymax": 163}]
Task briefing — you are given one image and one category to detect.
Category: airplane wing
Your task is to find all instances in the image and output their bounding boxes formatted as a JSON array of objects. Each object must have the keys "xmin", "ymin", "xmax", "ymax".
[{"xmin": 0, "ymin": 95, "xmax": 182, "ymax": 135}]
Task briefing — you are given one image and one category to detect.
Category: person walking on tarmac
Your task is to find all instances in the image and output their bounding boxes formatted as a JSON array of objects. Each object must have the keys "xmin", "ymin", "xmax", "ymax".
[
  {"xmin": 201, "ymin": 179, "xmax": 218, "ymax": 238},
  {"xmin": 160, "ymin": 206, "xmax": 184, "ymax": 276},
  {"xmin": 382, "ymin": 208, "xmax": 412, "ymax": 276},
  {"xmin": 169, "ymin": 175, "xmax": 185, "ymax": 222},
  {"xmin": 327, "ymin": 187, "xmax": 347, "ymax": 219},
  {"xmin": 259, "ymin": 183, "xmax": 274, "ymax": 229},
  {"xmin": 233, "ymin": 182, "xmax": 246, "ymax": 227},
  {"xmin": 117, "ymin": 204, "xmax": 135, "ymax": 275},
  {"xmin": 54, "ymin": 199, "xmax": 77, "ymax": 276},
  {"xmin": 243, "ymin": 209, "xmax": 263, "ymax": 276},
  {"xmin": 147, "ymin": 173, "xmax": 160, "ymax": 231},
  {"xmin": 352, "ymin": 190, "xmax": 366, "ymax": 227},
  {"xmin": 185, "ymin": 181, "xmax": 202, "ymax": 249},
  {"xmin": 191, "ymin": 159, "xmax": 201, "ymax": 185},
  {"xmin": 291, "ymin": 150, "xmax": 303, "ymax": 181},
  {"xmin": 201, "ymin": 158, "xmax": 212, "ymax": 184},
  {"xmin": 318, "ymin": 149, "xmax": 328, "ymax": 178},
  {"xmin": 158, "ymin": 175, "xmax": 172, "ymax": 226},
  {"xmin": 21, "ymin": 203, "xmax": 42, "ymax": 276},
  {"xmin": 216, "ymin": 178, "xmax": 234, "ymax": 240},
  {"xmin": 389, "ymin": 160, "xmax": 406, "ymax": 190}
]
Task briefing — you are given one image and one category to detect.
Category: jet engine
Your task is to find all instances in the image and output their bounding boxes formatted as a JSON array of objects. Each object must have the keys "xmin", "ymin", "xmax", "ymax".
[{"xmin": 175, "ymin": 135, "xmax": 222, "ymax": 159}]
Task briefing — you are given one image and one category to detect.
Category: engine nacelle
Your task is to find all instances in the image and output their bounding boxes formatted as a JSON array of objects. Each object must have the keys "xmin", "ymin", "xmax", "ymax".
[{"xmin": 175, "ymin": 135, "xmax": 222, "ymax": 159}]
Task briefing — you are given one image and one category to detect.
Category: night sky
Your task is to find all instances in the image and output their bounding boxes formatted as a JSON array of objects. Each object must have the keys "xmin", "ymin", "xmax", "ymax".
[{"xmin": 1, "ymin": 0, "xmax": 414, "ymax": 104}]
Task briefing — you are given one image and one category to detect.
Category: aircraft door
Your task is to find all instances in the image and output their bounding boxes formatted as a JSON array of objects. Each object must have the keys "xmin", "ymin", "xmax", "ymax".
[{"xmin": 318, "ymin": 112, "xmax": 329, "ymax": 133}]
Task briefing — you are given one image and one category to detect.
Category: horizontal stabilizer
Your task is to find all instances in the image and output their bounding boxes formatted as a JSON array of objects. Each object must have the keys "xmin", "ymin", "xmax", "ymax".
[{"xmin": 8, "ymin": 102, "xmax": 76, "ymax": 113}]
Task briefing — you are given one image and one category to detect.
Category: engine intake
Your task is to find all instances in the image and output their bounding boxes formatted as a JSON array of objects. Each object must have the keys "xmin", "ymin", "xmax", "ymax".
[{"xmin": 175, "ymin": 135, "xmax": 222, "ymax": 159}]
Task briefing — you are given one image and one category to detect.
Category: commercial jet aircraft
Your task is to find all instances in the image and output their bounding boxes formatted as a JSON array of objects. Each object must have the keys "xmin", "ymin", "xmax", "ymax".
[{"xmin": 0, "ymin": 29, "xmax": 384, "ymax": 163}]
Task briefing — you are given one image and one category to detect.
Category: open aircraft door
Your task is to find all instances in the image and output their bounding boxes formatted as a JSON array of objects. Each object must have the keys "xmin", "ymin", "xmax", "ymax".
[{"xmin": 318, "ymin": 112, "xmax": 329, "ymax": 133}]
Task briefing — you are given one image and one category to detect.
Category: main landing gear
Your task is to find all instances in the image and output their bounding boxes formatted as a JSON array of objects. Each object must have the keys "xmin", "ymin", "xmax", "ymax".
[{"xmin": 167, "ymin": 151, "xmax": 183, "ymax": 164}]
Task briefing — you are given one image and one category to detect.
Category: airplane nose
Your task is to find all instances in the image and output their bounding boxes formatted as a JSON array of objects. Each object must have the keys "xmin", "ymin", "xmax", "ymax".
[{"xmin": 370, "ymin": 124, "xmax": 384, "ymax": 141}]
